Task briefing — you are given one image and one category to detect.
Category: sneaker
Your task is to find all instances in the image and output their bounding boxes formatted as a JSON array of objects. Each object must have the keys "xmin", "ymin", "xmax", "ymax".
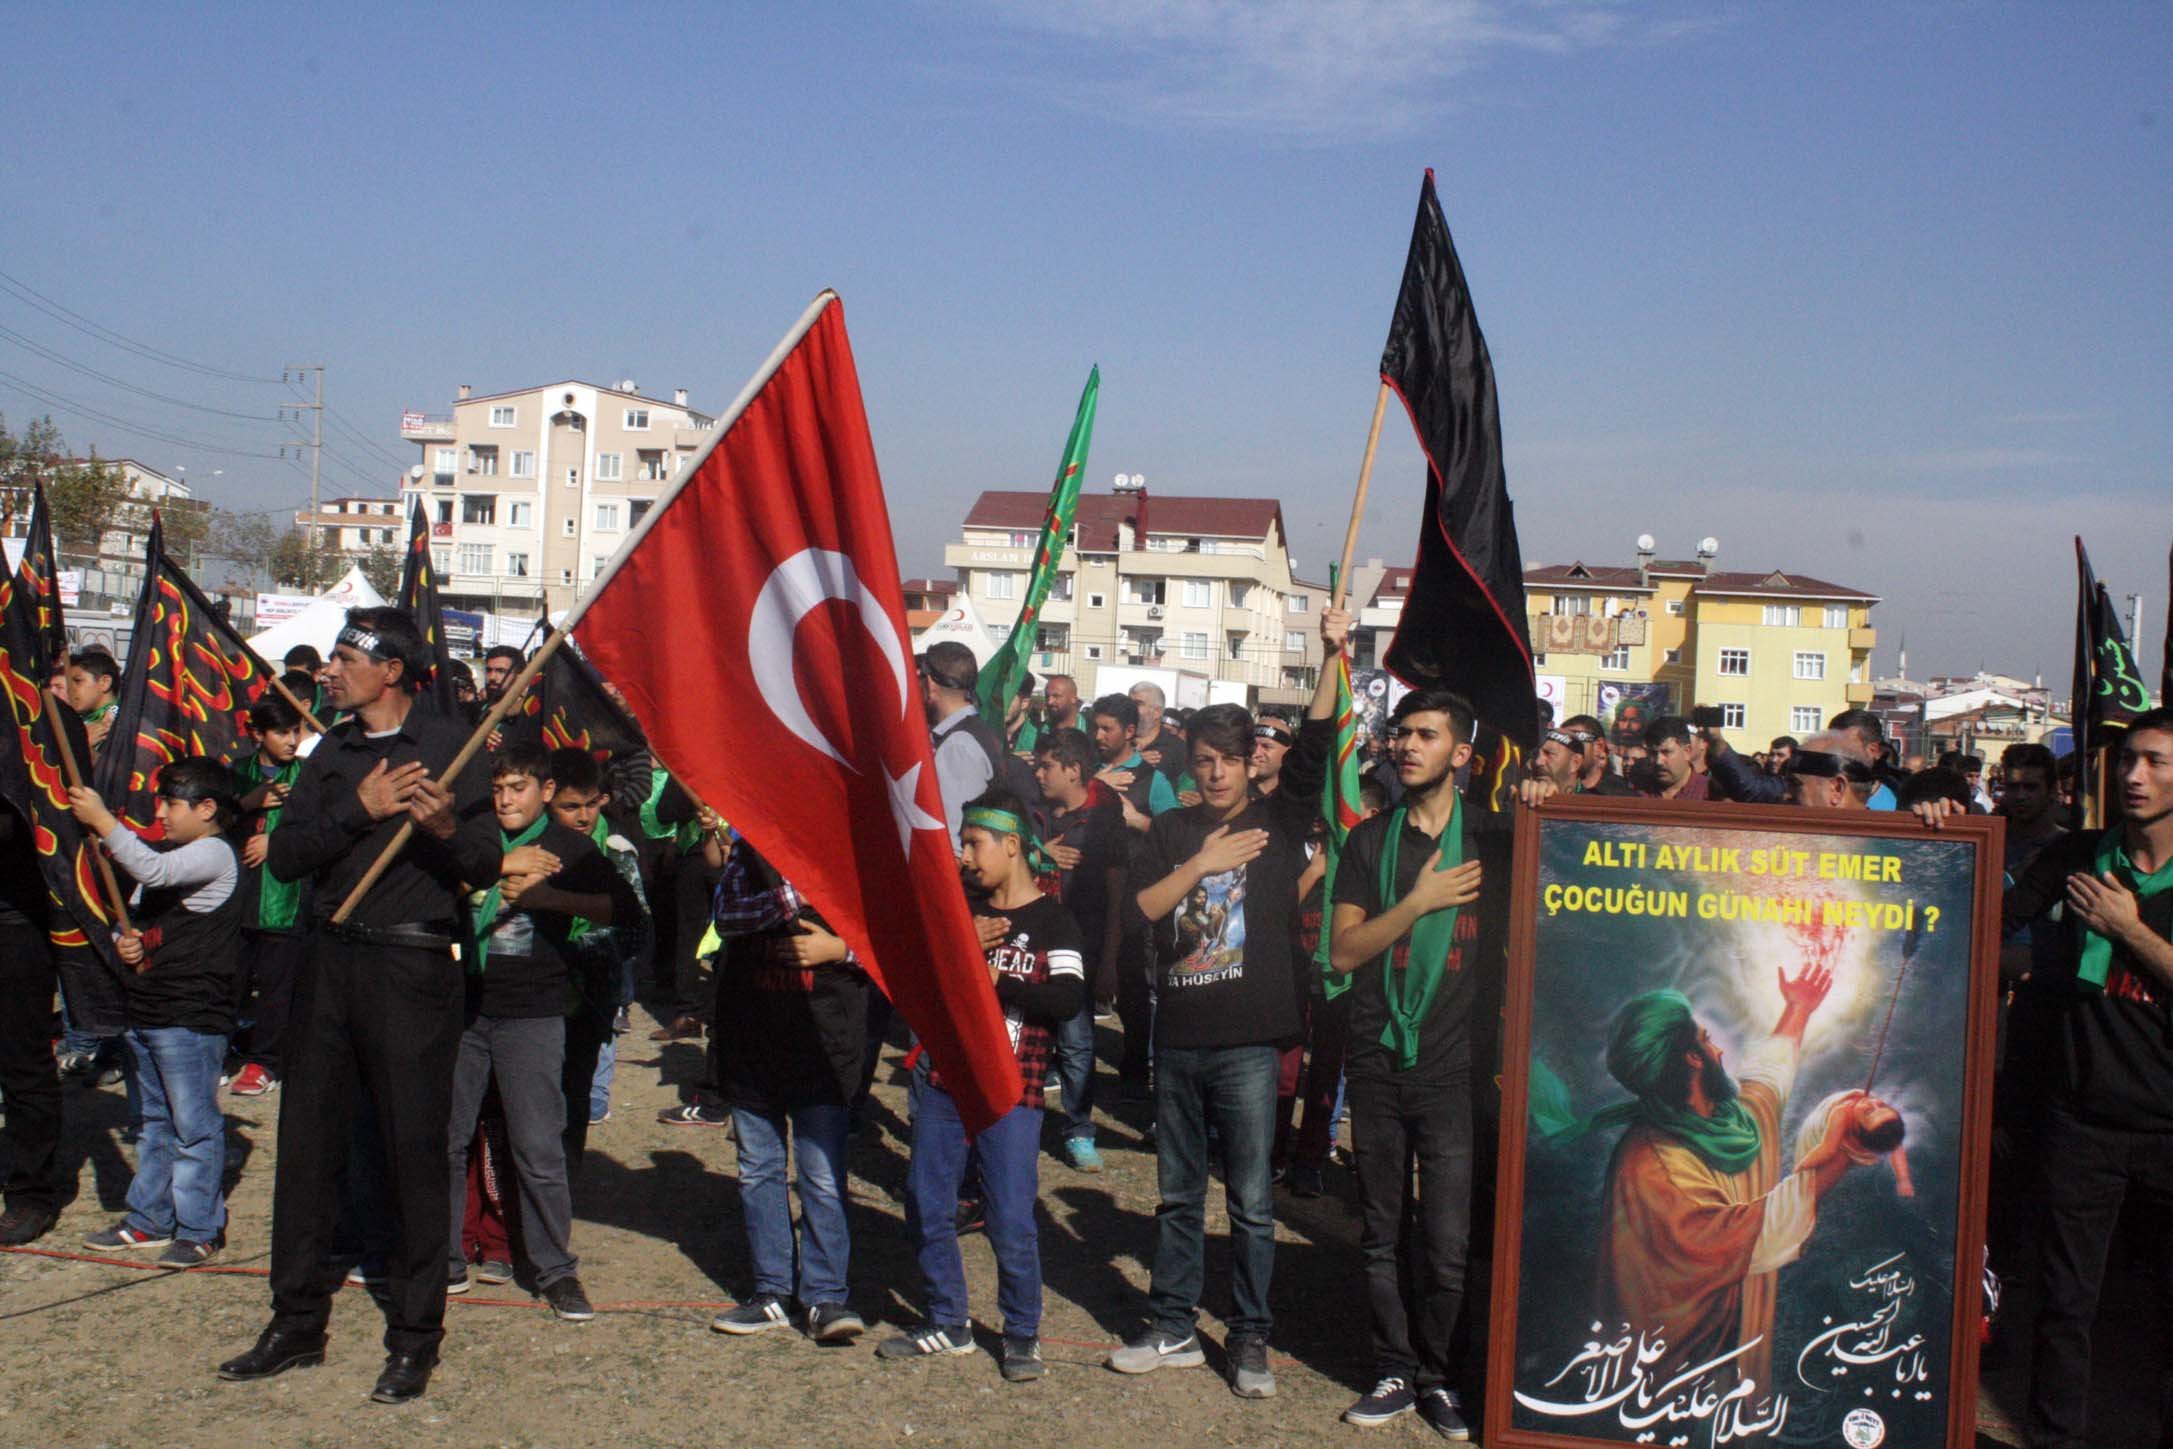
[
  {"xmin": 1287, "ymin": 1166, "xmax": 1325, "ymax": 1198},
  {"xmin": 1417, "ymin": 1387, "xmax": 1471, "ymax": 1441},
  {"xmin": 711, "ymin": 1294, "xmax": 794, "ymax": 1335},
  {"xmin": 954, "ymin": 1197, "xmax": 986, "ymax": 1235},
  {"xmin": 447, "ymin": 1267, "xmax": 471, "ymax": 1295},
  {"xmin": 876, "ymin": 1324, "xmax": 975, "ymax": 1360},
  {"xmin": 544, "ymin": 1276, "xmax": 595, "ymax": 1322},
  {"xmin": 656, "ymin": 1102, "xmax": 730, "ymax": 1127},
  {"xmin": 474, "ymin": 1258, "xmax": 515, "ymax": 1285},
  {"xmin": 0, "ymin": 1203, "xmax": 57, "ymax": 1245},
  {"xmin": 1001, "ymin": 1336, "xmax": 1046, "ymax": 1382},
  {"xmin": 1062, "ymin": 1138, "xmax": 1105, "ymax": 1174},
  {"xmin": 157, "ymin": 1238, "xmax": 221, "ymax": 1268},
  {"xmin": 343, "ymin": 1259, "xmax": 389, "ymax": 1288},
  {"xmin": 84, "ymin": 1222, "xmax": 172, "ymax": 1252},
  {"xmin": 806, "ymin": 1302, "xmax": 865, "ymax": 1342},
  {"xmin": 1107, "ymin": 1329, "xmax": 1206, "ymax": 1374},
  {"xmin": 588, "ymin": 1103, "xmax": 611, "ymax": 1125},
  {"xmin": 1227, "ymin": 1333, "xmax": 1275, "ymax": 1399},
  {"xmin": 229, "ymin": 1064, "xmax": 279, "ymax": 1097},
  {"xmin": 1345, "ymin": 1375, "xmax": 1417, "ymax": 1426}
]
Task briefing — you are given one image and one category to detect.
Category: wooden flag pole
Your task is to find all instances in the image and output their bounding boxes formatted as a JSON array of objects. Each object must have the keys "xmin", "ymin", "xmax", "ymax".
[
  {"xmin": 47, "ymin": 711, "xmax": 133, "ymax": 935},
  {"xmin": 1333, "ymin": 381, "xmax": 1393, "ymax": 611},
  {"xmin": 264, "ymin": 670, "xmax": 328, "ymax": 735},
  {"xmin": 328, "ymin": 627, "xmax": 573, "ymax": 924}
]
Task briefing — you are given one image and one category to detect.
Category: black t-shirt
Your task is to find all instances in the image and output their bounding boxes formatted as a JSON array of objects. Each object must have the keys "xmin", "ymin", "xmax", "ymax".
[
  {"xmin": 1129, "ymin": 718, "xmax": 1327, "ymax": 1050},
  {"xmin": 2003, "ymin": 829, "xmax": 2173, "ymax": 1132},
  {"xmin": 457, "ymin": 817, "xmax": 631, "ymax": 1019},
  {"xmin": 717, "ymin": 926, "xmax": 872, "ymax": 1111},
  {"xmin": 1330, "ymin": 807, "xmax": 1480, "ymax": 1082},
  {"xmin": 1135, "ymin": 727, "xmax": 1187, "ymax": 784},
  {"xmin": 1043, "ymin": 788, "xmax": 1126, "ymax": 959}
]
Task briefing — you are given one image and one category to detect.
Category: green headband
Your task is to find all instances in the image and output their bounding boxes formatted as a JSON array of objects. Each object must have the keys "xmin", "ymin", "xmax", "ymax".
[{"xmin": 962, "ymin": 806, "xmax": 1053, "ymax": 875}]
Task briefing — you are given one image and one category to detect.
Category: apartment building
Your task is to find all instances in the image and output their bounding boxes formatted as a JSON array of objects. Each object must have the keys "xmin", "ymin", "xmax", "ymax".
[
  {"xmin": 1350, "ymin": 538, "xmax": 1878, "ymax": 746},
  {"xmin": 398, "ymin": 380, "xmax": 714, "ymax": 614},
  {"xmin": 943, "ymin": 486, "xmax": 1319, "ymax": 705},
  {"xmin": 294, "ymin": 495, "xmax": 404, "ymax": 556}
]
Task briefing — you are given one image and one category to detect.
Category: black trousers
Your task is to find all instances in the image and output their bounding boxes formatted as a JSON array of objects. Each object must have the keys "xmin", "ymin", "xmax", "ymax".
[
  {"xmin": 269, "ymin": 935, "xmax": 464, "ymax": 1357},
  {"xmin": 2027, "ymin": 1102, "xmax": 2173, "ymax": 1449},
  {"xmin": 0, "ymin": 918, "xmax": 63, "ymax": 1215},
  {"xmin": 560, "ymin": 1009, "xmax": 606, "ymax": 1176},
  {"xmin": 1115, "ymin": 935, "xmax": 1154, "ymax": 1085},
  {"xmin": 655, "ymin": 851, "xmax": 718, "ymax": 1021},
  {"xmin": 1347, "ymin": 1066, "xmax": 1474, "ymax": 1389},
  {"xmin": 235, "ymin": 929, "xmax": 307, "ymax": 1076}
]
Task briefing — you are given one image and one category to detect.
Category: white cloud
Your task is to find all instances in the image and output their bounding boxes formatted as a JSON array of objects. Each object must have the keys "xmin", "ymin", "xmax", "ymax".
[{"xmin": 965, "ymin": 0, "xmax": 1708, "ymax": 138}]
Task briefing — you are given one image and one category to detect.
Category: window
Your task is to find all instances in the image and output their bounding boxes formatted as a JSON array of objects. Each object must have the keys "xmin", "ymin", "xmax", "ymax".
[
  {"xmin": 467, "ymin": 446, "xmax": 498, "ymax": 476},
  {"xmin": 1763, "ymin": 603, "xmax": 1801, "ymax": 627},
  {"xmin": 378, "ymin": 529, "xmax": 393, "ymax": 545},
  {"xmin": 559, "ymin": 568, "xmax": 573, "ymax": 585},
  {"xmin": 623, "ymin": 408, "xmax": 649, "ymax": 430},
  {"xmin": 433, "ymin": 448, "xmax": 457, "ymax": 480},
  {"xmin": 1718, "ymin": 648, "xmax": 1750, "ymax": 676},
  {"xmin": 1182, "ymin": 632, "xmax": 1209, "ymax": 660},
  {"xmin": 595, "ymin": 452, "xmax": 622, "ymax": 481},
  {"xmin": 1666, "ymin": 599, "xmax": 1685, "ymax": 616},
  {"xmin": 594, "ymin": 503, "xmax": 620, "ymax": 531},
  {"xmin": 1284, "ymin": 631, "xmax": 1306, "ymax": 653},
  {"xmin": 1182, "ymin": 579, "xmax": 1211, "ymax": 608},
  {"xmin": 1824, "ymin": 605, "xmax": 1848, "ymax": 629},
  {"xmin": 489, "ymin": 405, "xmax": 516, "ymax": 428},
  {"xmin": 508, "ymin": 500, "xmax": 532, "ymax": 529},
  {"xmin": 461, "ymin": 495, "xmax": 496, "ymax": 525},
  {"xmin": 1083, "ymin": 645, "xmax": 1104, "ymax": 662},
  {"xmin": 628, "ymin": 498, "xmax": 654, "ymax": 528},
  {"xmin": 1720, "ymin": 703, "xmax": 1746, "ymax": 729},
  {"xmin": 1664, "ymin": 648, "xmax": 1682, "ymax": 664},
  {"xmin": 592, "ymin": 555, "xmax": 609, "ymax": 578},
  {"xmin": 506, "ymin": 551, "xmax": 529, "ymax": 578},
  {"xmin": 1228, "ymin": 583, "xmax": 1250, "ymax": 608},
  {"xmin": 1287, "ymin": 594, "xmax": 1307, "ymax": 614},
  {"xmin": 434, "ymin": 498, "xmax": 453, "ymax": 524},
  {"xmin": 1086, "ymin": 592, "xmax": 1105, "ymax": 609},
  {"xmin": 1035, "ymin": 624, "xmax": 1068, "ymax": 651},
  {"xmin": 510, "ymin": 450, "xmax": 535, "ymax": 478},
  {"xmin": 989, "ymin": 624, "xmax": 1011, "ymax": 643},
  {"xmin": 1793, "ymin": 651, "xmax": 1826, "ymax": 680},
  {"xmin": 985, "ymin": 571, "xmax": 1017, "ymax": 600},
  {"xmin": 564, "ymin": 468, "xmax": 579, "ymax": 489},
  {"xmin": 432, "ymin": 548, "xmax": 452, "ymax": 575},
  {"xmin": 456, "ymin": 542, "xmax": 491, "ymax": 575},
  {"xmin": 1792, "ymin": 706, "xmax": 1823, "ymax": 733},
  {"xmin": 1552, "ymin": 594, "xmax": 1591, "ymax": 616},
  {"xmin": 1126, "ymin": 578, "xmax": 1165, "ymax": 605},
  {"xmin": 1601, "ymin": 645, "xmax": 1631, "ymax": 671},
  {"xmin": 562, "ymin": 518, "xmax": 576, "ymax": 537},
  {"xmin": 637, "ymin": 449, "xmax": 667, "ymax": 481},
  {"xmin": 1049, "ymin": 574, "xmax": 1073, "ymax": 602}
]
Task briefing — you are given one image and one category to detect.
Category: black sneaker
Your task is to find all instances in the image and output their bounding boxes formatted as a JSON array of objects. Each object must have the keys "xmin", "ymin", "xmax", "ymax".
[
  {"xmin": 1344, "ymin": 1375, "xmax": 1416, "ymax": 1426},
  {"xmin": 711, "ymin": 1294, "xmax": 793, "ymax": 1335},
  {"xmin": 156, "ymin": 1237, "xmax": 221, "ymax": 1269},
  {"xmin": 954, "ymin": 1197, "xmax": 986, "ymax": 1235},
  {"xmin": 1107, "ymin": 1328, "xmax": 1205, "ymax": 1374},
  {"xmin": 1226, "ymin": 1333, "xmax": 1275, "ymax": 1399},
  {"xmin": 1418, "ymin": 1387, "xmax": 1472, "ymax": 1441},
  {"xmin": 474, "ymin": 1258, "xmax": 515, "ymax": 1285},
  {"xmin": 543, "ymin": 1276, "xmax": 595, "ymax": 1322},
  {"xmin": 1000, "ymin": 1336, "xmax": 1046, "ymax": 1382},
  {"xmin": 447, "ymin": 1266, "xmax": 471, "ymax": 1295},
  {"xmin": 876, "ymin": 1323, "xmax": 975, "ymax": 1359},
  {"xmin": 805, "ymin": 1302, "xmax": 865, "ymax": 1342}
]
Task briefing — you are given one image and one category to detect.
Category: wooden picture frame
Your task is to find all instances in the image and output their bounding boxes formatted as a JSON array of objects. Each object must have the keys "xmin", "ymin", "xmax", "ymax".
[{"xmin": 1484, "ymin": 797, "xmax": 2004, "ymax": 1449}]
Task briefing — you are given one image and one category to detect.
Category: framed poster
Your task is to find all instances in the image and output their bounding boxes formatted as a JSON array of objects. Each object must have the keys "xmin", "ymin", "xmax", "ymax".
[{"xmin": 1486, "ymin": 797, "xmax": 2003, "ymax": 1449}]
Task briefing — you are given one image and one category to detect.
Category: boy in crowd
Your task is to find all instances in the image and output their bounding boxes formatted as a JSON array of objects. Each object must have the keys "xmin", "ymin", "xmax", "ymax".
[
  {"xmin": 1088, "ymin": 693, "xmax": 1180, "ymax": 1097},
  {"xmin": 881, "ymin": 788, "xmax": 1084, "ymax": 1379},
  {"xmin": 545, "ymin": 747, "xmax": 651, "ymax": 1148},
  {"xmin": 1110, "ymin": 605, "xmax": 1347, "ymax": 1398},
  {"xmin": 65, "ymin": 647, "xmax": 123, "ymax": 755},
  {"xmin": 228, "ymin": 695, "xmax": 309, "ymax": 1097},
  {"xmin": 68, "ymin": 760, "xmax": 245, "ymax": 1267},
  {"xmin": 708, "ymin": 840, "xmax": 870, "ymax": 1343},
  {"xmin": 1091, "ymin": 693, "xmax": 1180, "ymax": 829},
  {"xmin": 1325, "ymin": 691, "xmax": 1490, "ymax": 1439},
  {"xmin": 446, "ymin": 743, "xmax": 631, "ymax": 1321},
  {"xmin": 1033, "ymin": 726, "xmax": 1126, "ymax": 1172}
]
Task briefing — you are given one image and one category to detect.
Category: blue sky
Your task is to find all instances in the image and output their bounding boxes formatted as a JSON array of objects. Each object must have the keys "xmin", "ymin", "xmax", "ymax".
[{"xmin": 4, "ymin": 2, "xmax": 2167, "ymax": 687}]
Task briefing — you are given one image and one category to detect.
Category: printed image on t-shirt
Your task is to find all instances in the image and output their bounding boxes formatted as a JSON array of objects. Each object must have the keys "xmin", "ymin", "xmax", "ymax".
[{"xmin": 1171, "ymin": 866, "xmax": 1246, "ymax": 986}]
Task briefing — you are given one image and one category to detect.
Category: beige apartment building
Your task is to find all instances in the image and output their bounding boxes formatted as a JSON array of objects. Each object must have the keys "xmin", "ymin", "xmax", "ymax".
[
  {"xmin": 294, "ymin": 495, "xmax": 404, "ymax": 557},
  {"xmin": 399, "ymin": 380, "xmax": 714, "ymax": 614},
  {"xmin": 944, "ymin": 486, "xmax": 1323, "ymax": 706}
]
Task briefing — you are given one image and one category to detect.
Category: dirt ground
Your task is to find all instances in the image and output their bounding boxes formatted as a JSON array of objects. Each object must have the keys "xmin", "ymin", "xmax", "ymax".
[{"xmin": 0, "ymin": 1008, "xmax": 2158, "ymax": 1448}]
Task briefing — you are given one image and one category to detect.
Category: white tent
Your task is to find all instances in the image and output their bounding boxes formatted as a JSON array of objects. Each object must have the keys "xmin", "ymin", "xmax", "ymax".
[
  {"xmin": 913, "ymin": 593, "xmax": 1001, "ymax": 665},
  {"xmin": 246, "ymin": 567, "xmax": 386, "ymax": 664}
]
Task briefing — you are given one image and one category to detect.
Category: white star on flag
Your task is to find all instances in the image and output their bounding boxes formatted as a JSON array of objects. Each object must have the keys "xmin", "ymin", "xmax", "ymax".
[{"xmin": 885, "ymin": 762, "xmax": 943, "ymax": 856}]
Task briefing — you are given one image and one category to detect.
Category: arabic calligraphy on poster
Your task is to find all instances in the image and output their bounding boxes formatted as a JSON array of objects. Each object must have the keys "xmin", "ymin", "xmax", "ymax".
[{"xmin": 1509, "ymin": 816, "xmax": 1978, "ymax": 1447}]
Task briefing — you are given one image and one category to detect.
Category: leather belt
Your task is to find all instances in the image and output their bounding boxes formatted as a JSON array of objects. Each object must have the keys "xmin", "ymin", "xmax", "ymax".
[{"xmin": 321, "ymin": 919, "xmax": 460, "ymax": 951}]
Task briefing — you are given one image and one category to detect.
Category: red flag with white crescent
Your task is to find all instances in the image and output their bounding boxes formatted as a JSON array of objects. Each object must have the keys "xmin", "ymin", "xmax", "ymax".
[{"xmin": 572, "ymin": 293, "xmax": 1022, "ymax": 1131}]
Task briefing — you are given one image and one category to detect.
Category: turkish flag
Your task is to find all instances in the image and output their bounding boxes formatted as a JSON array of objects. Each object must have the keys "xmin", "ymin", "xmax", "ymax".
[{"xmin": 573, "ymin": 294, "xmax": 1022, "ymax": 1131}]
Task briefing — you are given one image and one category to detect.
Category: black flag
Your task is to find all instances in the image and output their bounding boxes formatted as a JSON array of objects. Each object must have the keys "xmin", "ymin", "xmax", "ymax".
[
  {"xmin": 2072, "ymin": 537, "xmax": 2150, "ymax": 811},
  {"xmin": 397, "ymin": 498, "xmax": 459, "ymax": 715},
  {"xmin": 510, "ymin": 625, "xmax": 646, "ymax": 761},
  {"xmin": 1379, "ymin": 169, "xmax": 1536, "ymax": 753}
]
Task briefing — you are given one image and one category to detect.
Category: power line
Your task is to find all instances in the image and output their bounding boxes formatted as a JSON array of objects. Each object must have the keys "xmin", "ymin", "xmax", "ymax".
[
  {"xmin": 320, "ymin": 404, "xmax": 410, "ymax": 471},
  {"xmin": 0, "ymin": 368, "xmax": 288, "ymax": 459},
  {"xmin": 0, "ymin": 324, "xmax": 287, "ymax": 422},
  {"xmin": 0, "ymin": 268, "xmax": 285, "ymax": 384}
]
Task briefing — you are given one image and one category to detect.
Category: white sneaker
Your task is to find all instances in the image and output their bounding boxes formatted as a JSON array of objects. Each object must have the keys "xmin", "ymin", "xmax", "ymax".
[{"xmin": 1107, "ymin": 1329, "xmax": 1206, "ymax": 1374}]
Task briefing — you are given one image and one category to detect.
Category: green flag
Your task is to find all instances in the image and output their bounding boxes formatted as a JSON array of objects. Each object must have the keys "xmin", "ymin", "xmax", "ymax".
[
  {"xmin": 978, "ymin": 367, "xmax": 1100, "ymax": 729},
  {"xmin": 1316, "ymin": 567, "xmax": 1365, "ymax": 997}
]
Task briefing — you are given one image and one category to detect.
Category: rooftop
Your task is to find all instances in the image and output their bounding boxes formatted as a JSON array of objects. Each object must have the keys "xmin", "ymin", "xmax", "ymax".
[{"xmin": 964, "ymin": 490, "xmax": 1284, "ymax": 553}]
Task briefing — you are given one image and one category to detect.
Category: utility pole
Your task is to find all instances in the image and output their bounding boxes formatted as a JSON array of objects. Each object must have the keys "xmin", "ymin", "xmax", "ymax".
[{"xmin": 283, "ymin": 364, "xmax": 325, "ymax": 570}]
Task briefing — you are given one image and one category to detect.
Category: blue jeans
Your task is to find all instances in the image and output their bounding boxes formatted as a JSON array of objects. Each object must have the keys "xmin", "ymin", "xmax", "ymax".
[
  {"xmin": 732, "ymin": 1103, "xmax": 851, "ymax": 1306},
  {"xmin": 907, "ymin": 1080, "xmax": 1044, "ymax": 1339},
  {"xmin": 1148, "ymin": 1042, "xmax": 1280, "ymax": 1339},
  {"xmin": 1053, "ymin": 1004, "xmax": 1097, "ymax": 1144},
  {"xmin": 121, "ymin": 1027, "xmax": 229, "ymax": 1243},
  {"xmin": 589, "ymin": 1031, "xmax": 617, "ymax": 1119}
]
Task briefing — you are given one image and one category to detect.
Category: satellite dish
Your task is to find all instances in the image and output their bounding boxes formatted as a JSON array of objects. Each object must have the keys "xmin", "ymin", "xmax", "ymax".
[
  {"xmin": 408, "ymin": 464, "xmax": 425, "ymax": 480},
  {"xmin": 1636, "ymin": 533, "xmax": 1655, "ymax": 551},
  {"xmin": 1699, "ymin": 536, "xmax": 1720, "ymax": 555}
]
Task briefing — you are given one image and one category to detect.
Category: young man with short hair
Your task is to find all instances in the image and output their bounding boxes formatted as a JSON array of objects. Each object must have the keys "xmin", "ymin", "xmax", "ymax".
[
  {"xmin": 480, "ymin": 645, "xmax": 524, "ymax": 705},
  {"xmin": 545, "ymin": 747, "xmax": 650, "ymax": 1149},
  {"xmin": 228, "ymin": 695, "xmax": 310, "ymax": 1098},
  {"xmin": 68, "ymin": 760, "xmax": 245, "ymax": 1268},
  {"xmin": 1087, "ymin": 692, "xmax": 1179, "ymax": 1094},
  {"xmin": 1637, "ymin": 716, "xmax": 1710, "ymax": 801},
  {"xmin": 1252, "ymin": 717, "xmax": 1295, "ymax": 797},
  {"xmin": 444, "ymin": 743, "xmax": 629, "ymax": 1321},
  {"xmin": 1090, "ymin": 693, "xmax": 1179, "ymax": 830},
  {"xmin": 881, "ymin": 788, "xmax": 1084, "ymax": 1379},
  {"xmin": 1033, "ymin": 727, "xmax": 1126, "ymax": 1172},
  {"xmin": 1325, "ymin": 691, "xmax": 1488, "ymax": 1438},
  {"xmin": 65, "ymin": 648, "xmax": 122, "ymax": 755},
  {"xmin": 1109, "ymin": 606, "xmax": 1347, "ymax": 1399}
]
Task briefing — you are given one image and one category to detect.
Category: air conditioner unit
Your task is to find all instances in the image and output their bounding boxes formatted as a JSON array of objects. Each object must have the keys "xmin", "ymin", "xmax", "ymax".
[{"xmin": 1146, "ymin": 604, "xmax": 1164, "ymax": 619}]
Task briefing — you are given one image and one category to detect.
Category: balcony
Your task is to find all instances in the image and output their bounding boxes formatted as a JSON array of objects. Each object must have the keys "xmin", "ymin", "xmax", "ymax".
[
  {"xmin": 672, "ymin": 426, "xmax": 709, "ymax": 450},
  {"xmin": 1848, "ymin": 626, "xmax": 1877, "ymax": 651},
  {"xmin": 400, "ymin": 412, "xmax": 455, "ymax": 442},
  {"xmin": 1846, "ymin": 681, "xmax": 1875, "ymax": 705}
]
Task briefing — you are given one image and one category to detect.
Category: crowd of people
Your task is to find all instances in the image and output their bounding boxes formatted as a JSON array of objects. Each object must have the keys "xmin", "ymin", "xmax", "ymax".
[{"xmin": 0, "ymin": 599, "xmax": 2164, "ymax": 1449}]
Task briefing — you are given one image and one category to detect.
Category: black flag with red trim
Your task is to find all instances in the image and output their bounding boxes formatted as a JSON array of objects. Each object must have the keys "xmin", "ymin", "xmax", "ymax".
[
  {"xmin": 1379, "ymin": 169, "xmax": 1535, "ymax": 752},
  {"xmin": 397, "ymin": 498, "xmax": 459, "ymax": 715},
  {"xmin": 510, "ymin": 626, "xmax": 646, "ymax": 762}
]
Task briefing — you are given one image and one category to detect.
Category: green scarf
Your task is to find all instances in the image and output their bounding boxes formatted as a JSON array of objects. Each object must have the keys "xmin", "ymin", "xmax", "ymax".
[
  {"xmin": 2078, "ymin": 830, "xmax": 2173, "ymax": 990},
  {"xmin": 640, "ymin": 768, "xmax": 704, "ymax": 854},
  {"xmin": 235, "ymin": 752, "xmax": 302, "ymax": 931},
  {"xmin": 1373, "ymin": 797, "xmax": 1464, "ymax": 1071},
  {"xmin": 471, "ymin": 815, "xmax": 550, "ymax": 972}
]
